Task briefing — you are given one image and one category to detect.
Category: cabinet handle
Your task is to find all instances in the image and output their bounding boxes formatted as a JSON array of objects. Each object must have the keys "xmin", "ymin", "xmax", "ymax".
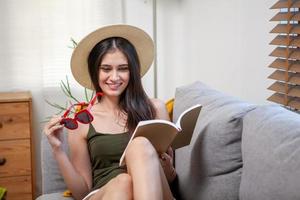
[{"xmin": 0, "ymin": 157, "xmax": 6, "ymax": 166}]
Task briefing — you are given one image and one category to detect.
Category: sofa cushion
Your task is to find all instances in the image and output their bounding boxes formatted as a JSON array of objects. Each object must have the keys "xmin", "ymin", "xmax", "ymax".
[
  {"xmin": 240, "ymin": 105, "xmax": 300, "ymax": 200},
  {"xmin": 173, "ymin": 81, "xmax": 256, "ymax": 200},
  {"xmin": 41, "ymin": 131, "xmax": 69, "ymax": 194}
]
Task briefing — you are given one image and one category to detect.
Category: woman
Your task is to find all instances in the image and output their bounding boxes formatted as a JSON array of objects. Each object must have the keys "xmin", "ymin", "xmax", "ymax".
[{"xmin": 44, "ymin": 24, "xmax": 176, "ymax": 200}]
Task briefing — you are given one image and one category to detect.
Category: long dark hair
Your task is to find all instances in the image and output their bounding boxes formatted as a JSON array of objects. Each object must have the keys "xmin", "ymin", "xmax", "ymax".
[{"xmin": 88, "ymin": 37, "xmax": 156, "ymax": 133}]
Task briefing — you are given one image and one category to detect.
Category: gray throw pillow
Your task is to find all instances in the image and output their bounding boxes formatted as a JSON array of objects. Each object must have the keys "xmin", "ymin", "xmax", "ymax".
[
  {"xmin": 173, "ymin": 81, "xmax": 256, "ymax": 200},
  {"xmin": 240, "ymin": 105, "xmax": 300, "ymax": 200}
]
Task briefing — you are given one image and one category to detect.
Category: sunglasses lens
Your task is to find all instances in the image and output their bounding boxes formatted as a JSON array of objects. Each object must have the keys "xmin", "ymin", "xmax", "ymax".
[
  {"xmin": 60, "ymin": 119, "xmax": 78, "ymax": 130},
  {"xmin": 77, "ymin": 111, "xmax": 93, "ymax": 124}
]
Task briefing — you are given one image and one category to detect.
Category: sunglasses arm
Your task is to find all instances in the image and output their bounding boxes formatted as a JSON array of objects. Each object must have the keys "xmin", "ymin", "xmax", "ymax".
[
  {"xmin": 62, "ymin": 107, "xmax": 72, "ymax": 118},
  {"xmin": 87, "ymin": 92, "xmax": 103, "ymax": 110},
  {"xmin": 62, "ymin": 102, "xmax": 81, "ymax": 118}
]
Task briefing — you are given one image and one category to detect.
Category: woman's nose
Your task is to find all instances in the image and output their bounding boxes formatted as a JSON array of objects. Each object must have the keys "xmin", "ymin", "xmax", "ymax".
[{"xmin": 111, "ymin": 70, "xmax": 119, "ymax": 80}]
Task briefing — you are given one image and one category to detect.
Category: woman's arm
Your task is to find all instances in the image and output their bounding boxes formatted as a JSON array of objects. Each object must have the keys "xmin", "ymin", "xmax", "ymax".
[
  {"xmin": 44, "ymin": 116, "xmax": 92, "ymax": 200},
  {"xmin": 65, "ymin": 125, "xmax": 93, "ymax": 199}
]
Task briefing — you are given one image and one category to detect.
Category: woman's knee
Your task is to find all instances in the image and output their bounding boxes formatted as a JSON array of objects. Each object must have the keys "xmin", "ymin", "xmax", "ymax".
[{"xmin": 125, "ymin": 136, "xmax": 157, "ymax": 161}]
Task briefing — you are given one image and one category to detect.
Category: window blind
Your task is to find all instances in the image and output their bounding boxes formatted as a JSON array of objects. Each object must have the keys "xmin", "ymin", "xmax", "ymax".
[{"xmin": 268, "ymin": 0, "xmax": 300, "ymax": 110}]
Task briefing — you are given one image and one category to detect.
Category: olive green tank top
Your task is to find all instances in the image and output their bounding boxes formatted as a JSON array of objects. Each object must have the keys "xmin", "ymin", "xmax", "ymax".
[{"xmin": 87, "ymin": 124, "xmax": 130, "ymax": 190}]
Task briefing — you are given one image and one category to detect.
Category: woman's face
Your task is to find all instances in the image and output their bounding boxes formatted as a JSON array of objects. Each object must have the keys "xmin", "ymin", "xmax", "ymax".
[{"xmin": 98, "ymin": 48, "xmax": 130, "ymax": 98}]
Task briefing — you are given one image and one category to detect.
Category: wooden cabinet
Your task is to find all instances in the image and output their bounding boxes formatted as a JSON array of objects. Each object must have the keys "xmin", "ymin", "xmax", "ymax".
[{"xmin": 0, "ymin": 92, "xmax": 34, "ymax": 200}]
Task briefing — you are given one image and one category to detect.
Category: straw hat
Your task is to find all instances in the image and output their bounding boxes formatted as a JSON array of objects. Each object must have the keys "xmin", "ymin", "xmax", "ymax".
[{"xmin": 71, "ymin": 24, "xmax": 154, "ymax": 90}]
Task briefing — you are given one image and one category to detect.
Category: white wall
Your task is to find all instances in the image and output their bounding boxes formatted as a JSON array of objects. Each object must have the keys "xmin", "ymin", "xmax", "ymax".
[
  {"xmin": 156, "ymin": 0, "xmax": 276, "ymax": 104},
  {"xmin": 123, "ymin": 0, "xmax": 155, "ymax": 97}
]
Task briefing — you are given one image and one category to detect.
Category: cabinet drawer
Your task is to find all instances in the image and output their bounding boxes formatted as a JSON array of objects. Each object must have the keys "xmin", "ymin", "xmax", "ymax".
[
  {"xmin": 0, "ymin": 175, "xmax": 32, "ymax": 200},
  {"xmin": 0, "ymin": 102, "xmax": 30, "ymax": 140},
  {"xmin": 0, "ymin": 140, "xmax": 31, "ymax": 177}
]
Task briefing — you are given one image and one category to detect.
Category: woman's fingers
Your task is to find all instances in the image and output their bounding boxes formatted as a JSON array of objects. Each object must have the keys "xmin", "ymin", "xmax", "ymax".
[
  {"xmin": 46, "ymin": 124, "xmax": 64, "ymax": 136},
  {"xmin": 49, "ymin": 115, "xmax": 62, "ymax": 126},
  {"xmin": 44, "ymin": 115, "xmax": 63, "ymax": 135},
  {"xmin": 160, "ymin": 151, "xmax": 177, "ymax": 183},
  {"xmin": 160, "ymin": 147, "xmax": 174, "ymax": 166},
  {"xmin": 166, "ymin": 146, "xmax": 173, "ymax": 159},
  {"xmin": 159, "ymin": 152, "xmax": 172, "ymax": 167},
  {"xmin": 43, "ymin": 115, "xmax": 64, "ymax": 150}
]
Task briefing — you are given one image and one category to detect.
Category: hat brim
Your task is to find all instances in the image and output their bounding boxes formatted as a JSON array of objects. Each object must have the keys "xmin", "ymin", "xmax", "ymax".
[{"xmin": 71, "ymin": 24, "xmax": 154, "ymax": 90}]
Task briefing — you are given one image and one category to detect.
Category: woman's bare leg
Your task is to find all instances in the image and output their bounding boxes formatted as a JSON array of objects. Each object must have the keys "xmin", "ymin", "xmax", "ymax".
[
  {"xmin": 89, "ymin": 173, "xmax": 133, "ymax": 200},
  {"xmin": 125, "ymin": 136, "xmax": 173, "ymax": 200}
]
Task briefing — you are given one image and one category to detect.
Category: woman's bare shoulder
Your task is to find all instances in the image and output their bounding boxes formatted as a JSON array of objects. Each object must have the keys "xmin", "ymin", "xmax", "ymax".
[
  {"xmin": 150, "ymin": 98, "xmax": 165, "ymax": 109},
  {"xmin": 150, "ymin": 98, "xmax": 169, "ymax": 120}
]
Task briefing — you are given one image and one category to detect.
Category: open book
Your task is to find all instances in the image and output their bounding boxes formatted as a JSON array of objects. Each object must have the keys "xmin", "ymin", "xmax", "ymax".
[{"xmin": 119, "ymin": 104, "xmax": 202, "ymax": 166}]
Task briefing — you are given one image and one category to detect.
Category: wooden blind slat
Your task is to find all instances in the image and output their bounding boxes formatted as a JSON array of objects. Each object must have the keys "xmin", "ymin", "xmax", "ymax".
[
  {"xmin": 270, "ymin": 47, "xmax": 285, "ymax": 58},
  {"xmin": 270, "ymin": 47, "xmax": 300, "ymax": 60},
  {"xmin": 289, "ymin": 98, "xmax": 300, "ymax": 109},
  {"xmin": 271, "ymin": 0, "xmax": 300, "ymax": 9},
  {"xmin": 270, "ymin": 12, "xmax": 300, "ymax": 21},
  {"xmin": 270, "ymin": 24, "xmax": 300, "ymax": 34},
  {"xmin": 267, "ymin": 93, "xmax": 285, "ymax": 104},
  {"xmin": 268, "ymin": 70, "xmax": 300, "ymax": 84},
  {"xmin": 291, "ymin": 50, "xmax": 300, "ymax": 59},
  {"xmin": 268, "ymin": 81, "xmax": 300, "ymax": 97},
  {"xmin": 293, "ymin": 13, "xmax": 300, "ymax": 21},
  {"xmin": 267, "ymin": 93, "xmax": 300, "ymax": 109},
  {"xmin": 269, "ymin": 58, "xmax": 300, "ymax": 73},
  {"xmin": 270, "ymin": 35, "xmax": 300, "ymax": 47},
  {"xmin": 268, "ymin": 81, "xmax": 287, "ymax": 93},
  {"xmin": 269, "ymin": 58, "xmax": 286, "ymax": 69}
]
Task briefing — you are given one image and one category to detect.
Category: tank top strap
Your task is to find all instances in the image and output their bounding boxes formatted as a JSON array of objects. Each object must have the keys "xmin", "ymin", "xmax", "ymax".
[{"xmin": 87, "ymin": 123, "xmax": 97, "ymax": 140}]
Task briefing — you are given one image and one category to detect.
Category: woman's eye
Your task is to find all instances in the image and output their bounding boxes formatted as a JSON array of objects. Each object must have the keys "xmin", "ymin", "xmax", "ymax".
[
  {"xmin": 119, "ymin": 67, "xmax": 129, "ymax": 71},
  {"xmin": 100, "ymin": 67, "xmax": 111, "ymax": 71}
]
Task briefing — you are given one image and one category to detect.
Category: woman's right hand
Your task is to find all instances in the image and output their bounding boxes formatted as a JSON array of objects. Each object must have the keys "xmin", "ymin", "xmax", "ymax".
[{"xmin": 43, "ymin": 115, "xmax": 65, "ymax": 151}]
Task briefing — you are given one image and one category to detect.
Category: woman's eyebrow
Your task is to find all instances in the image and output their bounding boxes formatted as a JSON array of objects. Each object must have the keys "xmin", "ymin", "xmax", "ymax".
[
  {"xmin": 100, "ymin": 64, "xmax": 128, "ymax": 67},
  {"xmin": 99, "ymin": 64, "xmax": 111, "ymax": 67},
  {"xmin": 118, "ymin": 64, "xmax": 129, "ymax": 67}
]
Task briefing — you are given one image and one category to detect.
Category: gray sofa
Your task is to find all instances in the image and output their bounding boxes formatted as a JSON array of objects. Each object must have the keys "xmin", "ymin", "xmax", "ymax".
[{"xmin": 37, "ymin": 81, "xmax": 300, "ymax": 200}]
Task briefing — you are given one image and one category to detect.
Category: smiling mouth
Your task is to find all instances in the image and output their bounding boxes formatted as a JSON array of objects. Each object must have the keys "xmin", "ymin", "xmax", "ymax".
[{"xmin": 107, "ymin": 82, "xmax": 122, "ymax": 90}]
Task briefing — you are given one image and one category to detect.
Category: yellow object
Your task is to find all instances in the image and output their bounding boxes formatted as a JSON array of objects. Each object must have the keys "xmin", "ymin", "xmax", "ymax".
[
  {"xmin": 63, "ymin": 190, "xmax": 72, "ymax": 197},
  {"xmin": 166, "ymin": 98, "xmax": 174, "ymax": 120},
  {"xmin": 0, "ymin": 187, "xmax": 7, "ymax": 200},
  {"xmin": 74, "ymin": 104, "xmax": 88, "ymax": 113}
]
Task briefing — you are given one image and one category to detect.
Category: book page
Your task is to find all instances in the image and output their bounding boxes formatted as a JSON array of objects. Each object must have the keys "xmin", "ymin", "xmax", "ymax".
[{"xmin": 171, "ymin": 104, "xmax": 202, "ymax": 149}]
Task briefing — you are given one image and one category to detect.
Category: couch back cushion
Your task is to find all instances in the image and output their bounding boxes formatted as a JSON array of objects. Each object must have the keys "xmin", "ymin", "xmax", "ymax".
[
  {"xmin": 41, "ymin": 131, "xmax": 69, "ymax": 194},
  {"xmin": 240, "ymin": 105, "xmax": 300, "ymax": 200},
  {"xmin": 173, "ymin": 81, "xmax": 256, "ymax": 200}
]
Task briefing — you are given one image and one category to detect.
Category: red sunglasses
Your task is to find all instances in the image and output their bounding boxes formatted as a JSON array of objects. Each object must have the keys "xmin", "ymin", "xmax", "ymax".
[{"xmin": 60, "ymin": 92, "xmax": 103, "ymax": 130}]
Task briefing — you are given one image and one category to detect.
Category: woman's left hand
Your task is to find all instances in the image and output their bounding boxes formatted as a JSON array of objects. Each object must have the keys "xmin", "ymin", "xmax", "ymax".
[{"xmin": 159, "ymin": 146, "xmax": 176, "ymax": 183}]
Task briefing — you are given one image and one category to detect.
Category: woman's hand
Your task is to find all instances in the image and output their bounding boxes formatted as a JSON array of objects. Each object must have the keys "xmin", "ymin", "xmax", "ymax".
[
  {"xmin": 159, "ymin": 146, "xmax": 176, "ymax": 183},
  {"xmin": 43, "ymin": 115, "xmax": 65, "ymax": 152}
]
